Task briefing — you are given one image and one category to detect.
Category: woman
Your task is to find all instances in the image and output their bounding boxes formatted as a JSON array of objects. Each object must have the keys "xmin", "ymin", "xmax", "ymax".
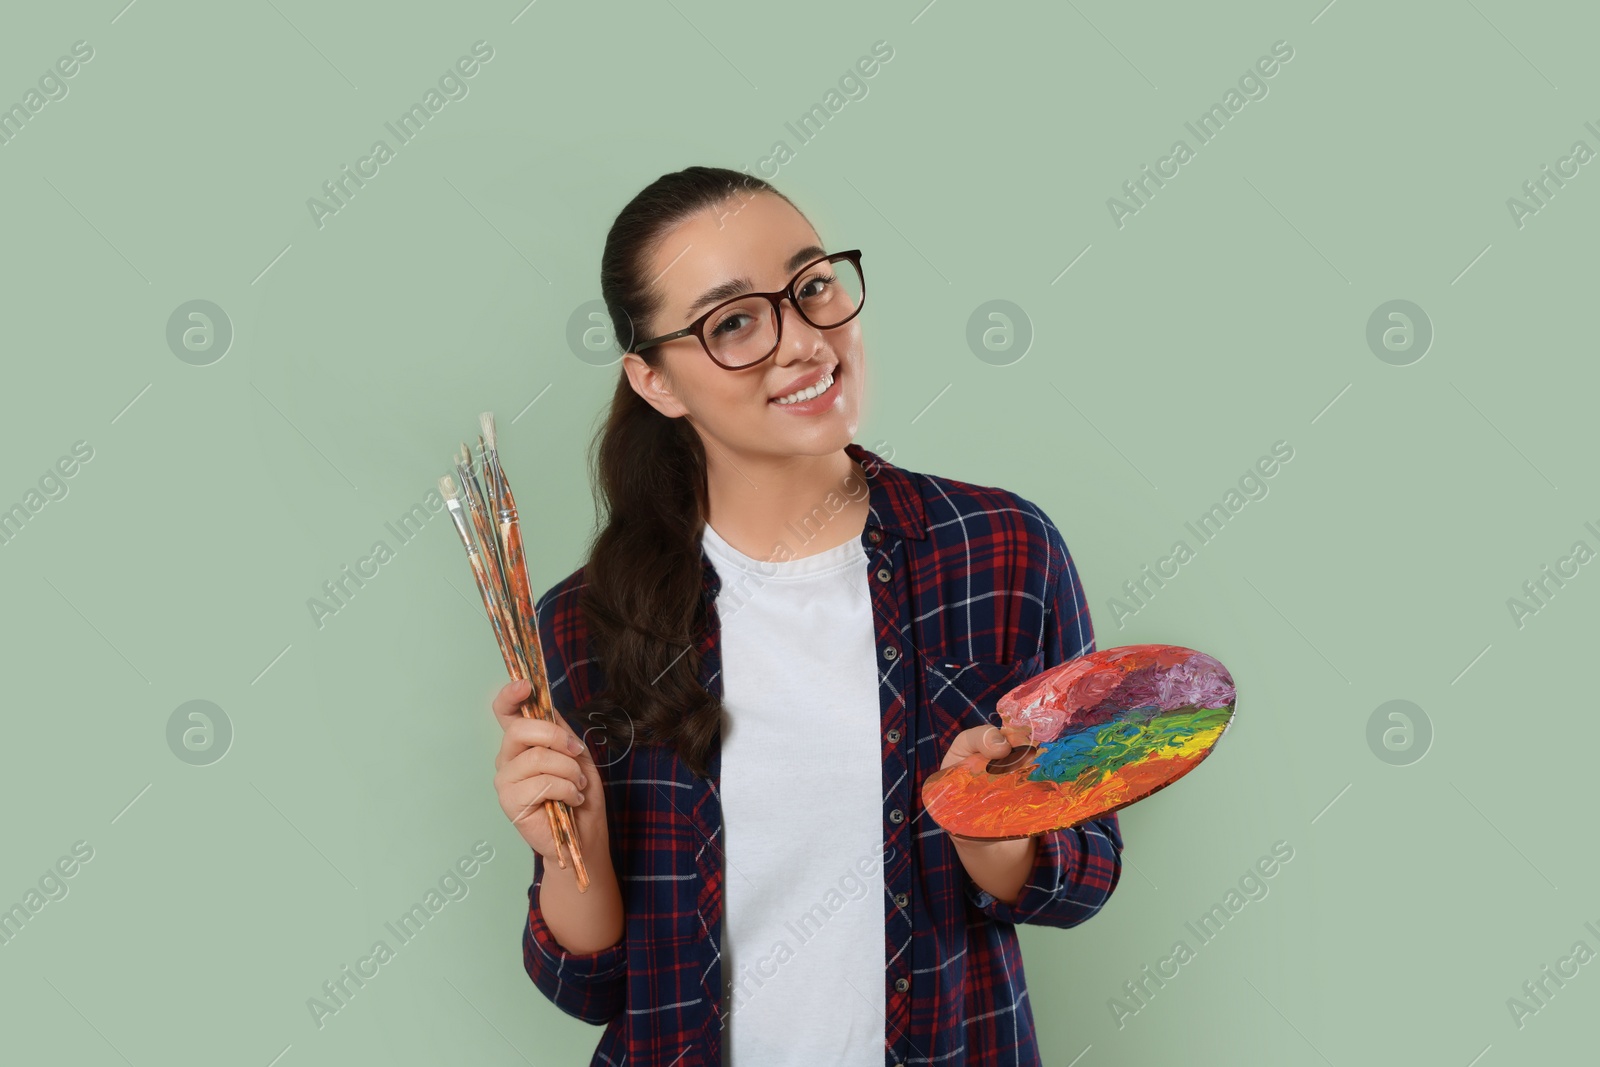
[{"xmin": 490, "ymin": 165, "xmax": 1124, "ymax": 1066}]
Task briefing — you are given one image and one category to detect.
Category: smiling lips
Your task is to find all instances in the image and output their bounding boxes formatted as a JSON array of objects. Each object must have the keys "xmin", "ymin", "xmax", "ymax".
[{"xmin": 770, "ymin": 364, "xmax": 838, "ymax": 405}]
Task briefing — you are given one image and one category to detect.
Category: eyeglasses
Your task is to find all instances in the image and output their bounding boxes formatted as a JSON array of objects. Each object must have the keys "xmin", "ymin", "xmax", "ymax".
[{"xmin": 628, "ymin": 249, "xmax": 865, "ymax": 370}]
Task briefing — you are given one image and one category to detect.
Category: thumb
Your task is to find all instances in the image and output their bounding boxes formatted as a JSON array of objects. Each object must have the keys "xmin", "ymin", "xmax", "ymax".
[
  {"xmin": 492, "ymin": 677, "xmax": 535, "ymax": 723},
  {"xmin": 943, "ymin": 724, "xmax": 1011, "ymax": 771}
]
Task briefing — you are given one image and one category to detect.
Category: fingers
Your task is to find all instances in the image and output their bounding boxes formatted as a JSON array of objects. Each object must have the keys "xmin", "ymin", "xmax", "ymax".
[
  {"xmin": 495, "ymin": 714, "xmax": 586, "ymax": 771},
  {"xmin": 499, "ymin": 772, "xmax": 585, "ymax": 829},
  {"xmin": 496, "ymin": 742, "xmax": 588, "ymax": 796},
  {"xmin": 956, "ymin": 724, "xmax": 1008, "ymax": 757},
  {"xmin": 495, "ymin": 745, "xmax": 585, "ymax": 837},
  {"xmin": 941, "ymin": 724, "xmax": 1012, "ymax": 772},
  {"xmin": 489, "ymin": 678, "xmax": 599, "ymax": 858},
  {"xmin": 491, "ymin": 677, "xmax": 534, "ymax": 724}
]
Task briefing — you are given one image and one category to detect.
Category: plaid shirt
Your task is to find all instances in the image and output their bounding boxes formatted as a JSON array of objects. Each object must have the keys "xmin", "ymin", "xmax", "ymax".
[{"xmin": 523, "ymin": 440, "xmax": 1123, "ymax": 1066}]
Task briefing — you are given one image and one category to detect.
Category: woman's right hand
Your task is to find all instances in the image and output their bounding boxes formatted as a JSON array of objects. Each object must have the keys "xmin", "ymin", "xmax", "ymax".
[{"xmin": 491, "ymin": 678, "xmax": 608, "ymax": 865}]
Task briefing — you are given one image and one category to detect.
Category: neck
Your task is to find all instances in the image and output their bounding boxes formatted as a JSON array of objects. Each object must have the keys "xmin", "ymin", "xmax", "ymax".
[{"xmin": 701, "ymin": 444, "xmax": 869, "ymax": 562}]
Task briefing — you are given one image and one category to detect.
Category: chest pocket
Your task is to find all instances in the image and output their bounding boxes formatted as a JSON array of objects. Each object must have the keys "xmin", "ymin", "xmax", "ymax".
[{"xmin": 918, "ymin": 649, "xmax": 1044, "ymax": 773}]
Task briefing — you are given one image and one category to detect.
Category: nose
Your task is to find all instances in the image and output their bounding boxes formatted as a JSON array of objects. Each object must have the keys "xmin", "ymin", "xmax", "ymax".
[{"xmin": 769, "ymin": 298, "xmax": 827, "ymax": 367}]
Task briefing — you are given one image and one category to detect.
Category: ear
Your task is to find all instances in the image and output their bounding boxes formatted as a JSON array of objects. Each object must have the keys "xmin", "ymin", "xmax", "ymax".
[{"xmin": 623, "ymin": 352, "xmax": 689, "ymax": 419}]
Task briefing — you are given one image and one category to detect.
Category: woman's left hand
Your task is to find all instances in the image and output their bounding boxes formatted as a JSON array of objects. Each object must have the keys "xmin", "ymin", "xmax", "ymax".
[
  {"xmin": 934, "ymin": 724, "xmax": 1036, "ymax": 844},
  {"xmin": 938, "ymin": 723, "xmax": 1030, "ymax": 773}
]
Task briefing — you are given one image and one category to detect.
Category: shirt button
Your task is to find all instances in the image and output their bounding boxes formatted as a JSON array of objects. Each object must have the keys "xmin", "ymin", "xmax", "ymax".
[
  {"xmin": 889, "ymin": 808, "xmax": 904, "ymax": 824},
  {"xmin": 868, "ymin": 529, "xmax": 882, "ymax": 544},
  {"xmin": 895, "ymin": 978, "xmax": 910, "ymax": 993},
  {"xmin": 883, "ymin": 645, "xmax": 898, "ymax": 661},
  {"xmin": 894, "ymin": 892, "xmax": 908, "ymax": 908},
  {"xmin": 875, "ymin": 567, "xmax": 892, "ymax": 583},
  {"xmin": 886, "ymin": 728, "xmax": 901, "ymax": 743}
]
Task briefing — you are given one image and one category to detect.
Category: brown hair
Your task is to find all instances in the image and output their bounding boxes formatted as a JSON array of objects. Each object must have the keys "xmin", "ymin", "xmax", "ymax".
[{"xmin": 577, "ymin": 166, "xmax": 798, "ymax": 779}]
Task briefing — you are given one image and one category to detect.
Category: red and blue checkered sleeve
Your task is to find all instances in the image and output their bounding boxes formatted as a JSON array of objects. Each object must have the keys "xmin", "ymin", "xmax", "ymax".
[
  {"xmin": 523, "ymin": 855, "xmax": 627, "ymax": 1024},
  {"xmin": 968, "ymin": 813, "xmax": 1124, "ymax": 927},
  {"xmin": 968, "ymin": 513, "xmax": 1124, "ymax": 927},
  {"xmin": 519, "ymin": 582, "xmax": 628, "ymax": 1024}
]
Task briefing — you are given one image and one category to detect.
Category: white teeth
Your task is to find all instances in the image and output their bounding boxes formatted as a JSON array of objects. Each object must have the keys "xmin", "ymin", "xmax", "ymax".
[{"xmin": 773, "ymin": 370, "xmax": 835, "ymax": 405}]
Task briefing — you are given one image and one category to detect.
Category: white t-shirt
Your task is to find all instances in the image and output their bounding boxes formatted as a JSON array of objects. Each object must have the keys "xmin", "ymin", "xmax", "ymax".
[{"xmin": 701, "ymin": 520, "xmax": 886, "ymax": 1066}]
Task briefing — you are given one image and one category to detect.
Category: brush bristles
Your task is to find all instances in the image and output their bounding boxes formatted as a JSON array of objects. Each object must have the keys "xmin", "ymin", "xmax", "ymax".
[
  {"xmin": 480, "ymin": 411, "xmax": 497, "ymax": 450},
  {"xmin": 439, "ymin": 475, "xmax": 458, "ymax": 501}
]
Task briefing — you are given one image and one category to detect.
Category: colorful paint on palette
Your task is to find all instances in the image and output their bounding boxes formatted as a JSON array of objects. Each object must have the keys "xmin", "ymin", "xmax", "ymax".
[{"xmin": 922, "ymin": 644, "xmax": 1236, "ymax": 838}]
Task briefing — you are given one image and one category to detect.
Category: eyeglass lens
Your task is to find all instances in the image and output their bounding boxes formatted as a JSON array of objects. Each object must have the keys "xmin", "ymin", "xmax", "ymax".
[{"xmin": 705, "ymin": 257, "xmax": 863, "ymax": 368}]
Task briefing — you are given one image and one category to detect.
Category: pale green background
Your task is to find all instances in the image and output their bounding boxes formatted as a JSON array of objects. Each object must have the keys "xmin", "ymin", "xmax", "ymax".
[{"xmin": 1, "ymin": 0, "xmax": 1594, "ymax": 1063}]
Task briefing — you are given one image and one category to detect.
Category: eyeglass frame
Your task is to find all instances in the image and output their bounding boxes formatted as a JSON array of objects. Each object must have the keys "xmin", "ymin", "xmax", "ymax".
[{"xmin": 625, "ymin": 249, "xmax": 865, "ymax": 370}]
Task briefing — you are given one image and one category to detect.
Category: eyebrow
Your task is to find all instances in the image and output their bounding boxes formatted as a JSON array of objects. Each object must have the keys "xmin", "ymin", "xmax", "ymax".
[{"xmin": 683, "ymin": 244, "xmax": 828, "ymax": 318}]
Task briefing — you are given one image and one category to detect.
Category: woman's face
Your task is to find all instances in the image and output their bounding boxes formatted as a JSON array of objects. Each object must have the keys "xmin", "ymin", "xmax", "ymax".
[{"xmin": 622, "ymin": 191, "xmax": 864, "ymax": 465}]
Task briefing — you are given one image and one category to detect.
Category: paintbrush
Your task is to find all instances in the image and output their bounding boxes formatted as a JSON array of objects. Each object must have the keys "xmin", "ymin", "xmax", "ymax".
[
  {"xmin": 467, "ymin": 428, "xmax": 584, "ymax": 888},
  {"xmin": 442, "ymin": 472, "xmax": 585, "ymax": 888},
  {"xmin": 449, "ymin": 426, "xmax": 588, "ymax": 889},
  {"xmin": 480, "ymin": 412, "xmax": 590, "ymax": 892},
  {"xmin": 480, "ymin": 414, "xmax": 554, "ymax": 720},
  {"xmin": 456, "ymin": 444, "xmax": 512, "ymax": 612}
]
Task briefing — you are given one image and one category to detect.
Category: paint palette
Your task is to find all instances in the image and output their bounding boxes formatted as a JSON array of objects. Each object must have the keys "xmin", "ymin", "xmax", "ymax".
[{"xmin": 922, "ymin": 644, "xmax": 1236, "ymax": 838}]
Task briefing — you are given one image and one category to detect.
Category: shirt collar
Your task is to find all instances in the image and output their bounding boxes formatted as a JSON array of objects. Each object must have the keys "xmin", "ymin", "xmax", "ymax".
[
  {"xmin": 846, "ymin": 440, "xmax": 927, "ymax": 542},
  {"xmin": 698, "ymin": 441, "xmax": 927, "ymax": 601}
]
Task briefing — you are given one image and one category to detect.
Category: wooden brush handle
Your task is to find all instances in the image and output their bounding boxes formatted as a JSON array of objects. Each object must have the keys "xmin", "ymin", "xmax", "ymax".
[
  {"xmin": 466, "ymin": 548, "xmax": 587, "ymax": 888},
  {"xmin": 517, "ymin": 695, "xmax": 589, "ymax": 892},
  {"xmin": 497, "ymin": 499, "xmax": 589, "ymax": 891}
]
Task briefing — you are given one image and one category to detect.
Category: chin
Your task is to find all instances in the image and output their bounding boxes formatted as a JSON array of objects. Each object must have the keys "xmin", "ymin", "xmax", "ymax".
[{"xmin": 777, "ymin": 424, "xmax": 858, "ymax": 457}]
